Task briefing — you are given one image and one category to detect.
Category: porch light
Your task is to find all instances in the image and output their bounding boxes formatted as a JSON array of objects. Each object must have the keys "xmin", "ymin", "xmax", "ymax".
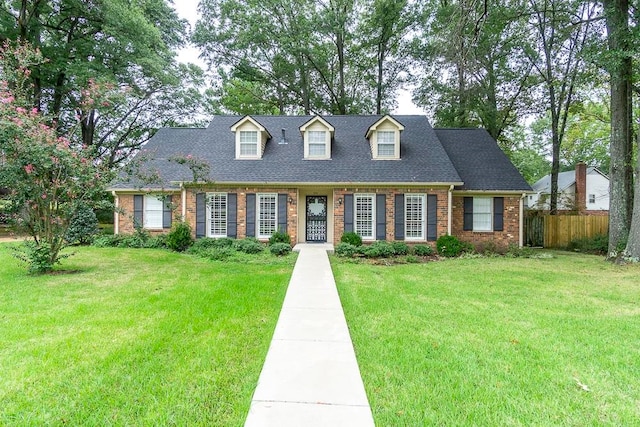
[
  {"xmin": 337, "ymin": 197, "xmax": 343, "ymax": 206},
  {"xmin": 288, "ymin": 196, "xmax": 296, "ymax": 205}
]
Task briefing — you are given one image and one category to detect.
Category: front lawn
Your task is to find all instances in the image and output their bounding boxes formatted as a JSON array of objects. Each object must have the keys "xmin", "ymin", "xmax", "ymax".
[
  {"xmin": 0, "ymin": 245, "xmax": 295, "ymax": 426},
  {"xmin": 333, "ymin": 252, "xmax": 640, "ymax": 426}
]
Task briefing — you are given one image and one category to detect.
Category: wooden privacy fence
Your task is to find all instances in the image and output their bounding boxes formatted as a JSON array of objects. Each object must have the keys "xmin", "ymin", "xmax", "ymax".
[{"xmin": 542, "ymin": 215, "xmax": 609, "ymax": 248}]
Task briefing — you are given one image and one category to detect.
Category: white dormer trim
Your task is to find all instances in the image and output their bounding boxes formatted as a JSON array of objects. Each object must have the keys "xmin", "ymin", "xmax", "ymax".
[
  {"xmin": 299, "ymin": 115, "xmax": 335, "ymax": 160},
  {"xmin": 231, "ymin": 116, "xmax": 272, "ymax": 159},
  {"xmin": 365, "ymin": 115, "xmax": 404, "ymax": 160}
]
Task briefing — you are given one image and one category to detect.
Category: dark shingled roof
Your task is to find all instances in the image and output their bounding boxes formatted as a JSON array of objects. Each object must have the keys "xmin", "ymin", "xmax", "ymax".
[
  {"xmin": 435, "ymin": 128, "xmax": 532, "ymax": 192},
  {"xmin": 111, "ymin": 116, "xmax": 529, "ymax": 192}
]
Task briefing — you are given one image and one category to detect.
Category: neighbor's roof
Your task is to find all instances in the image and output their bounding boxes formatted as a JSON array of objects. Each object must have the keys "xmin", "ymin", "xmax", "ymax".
[
  {"xmin": 112, "ymin": 115, "xmax": 465, "ymax": 189},
  {"xmin": 436, "ymin": 128, "xmax": 532, "ymax": 192},
  {"xmin": 531, "ymin": 167, "xmax": 607, "ymax": 193}
]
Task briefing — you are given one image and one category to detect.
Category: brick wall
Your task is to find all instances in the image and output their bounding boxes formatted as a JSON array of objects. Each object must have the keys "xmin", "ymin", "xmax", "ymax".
[
  {"xmin": 451, "ymin": 195, "xmax": 521, "ymax": 249},
  {"xmin": 332, "ymin": 187, "xmax": 449, "ymax": 245},
  {"xmin": 116, "ymin": 193, "xmax": 182, "ymax": 235}
]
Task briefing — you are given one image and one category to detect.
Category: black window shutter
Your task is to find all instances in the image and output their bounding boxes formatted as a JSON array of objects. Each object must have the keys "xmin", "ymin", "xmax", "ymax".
[
  {"xmin": 133, "ymin": 195, "xmax": 143, "ymax": 228},
  {"xmin": 163, "ymin": 195, "xmax": 172, "ymax": 229},
  {"xmin": 376, "ymin": 194, "xmax": 386, "ymax": 241},
  {"xmin": 227, "ymin": 193, "xmax": 237, "ymax": 238},
  {"xmin": 463, "ymin": 197, "xmax": 474, "ymax": 231},
  {"xmin": 343, "ymin": 194, "xmax": 353, "ymax": 233},
  {"xmin": 246, "ymin": 193, "xmax": 256, "ymax": 237},
  {"xmin": 493, "ymin": 197, "xmax": 504, "ymax": 231},
  {"xmin": 394, "ymin": 194, "xmax": 404, "ymax": 240},
  {"xmin": 427, "ymin": 194, "xmax": 437, "ymax": 241},
  {"xmin": 278, "ymin": 193, "xmax": 288, "ymax": 233},
  {"xmin": 196, "ymin": 193, "xmax": 206, "ymax": 238}
]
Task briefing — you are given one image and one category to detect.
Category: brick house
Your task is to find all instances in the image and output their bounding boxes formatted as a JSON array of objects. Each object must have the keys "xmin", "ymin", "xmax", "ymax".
[{"xmin": 110, "ymin": 115, "xmax": 532, "ymax": 248}]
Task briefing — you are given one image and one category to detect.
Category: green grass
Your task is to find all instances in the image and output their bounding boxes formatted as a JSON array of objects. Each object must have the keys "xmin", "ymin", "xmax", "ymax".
[
  {"xmin": 332, "ymin": 252, "xmax": 640, "ymax": 426},
  {"xmin": 0, "ymin": 245, "xmax": 296, "ymax": 426}
]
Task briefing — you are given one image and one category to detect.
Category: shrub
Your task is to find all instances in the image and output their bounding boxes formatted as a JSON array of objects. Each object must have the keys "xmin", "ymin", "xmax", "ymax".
[
  {"xmin": 144, "ymin": 235, "xmax": 167, "ymax": 249},
  {"xmin": 436, "ymin": 235, "xmax": 469, "ymax": 257},
  {"xmin": 414, "ymin": 244, "xmax": 434, "ymax": 256},
  {"xmin": 269, "ymin": 230, "xmax": 291, "ymax": 245},
  {"xmin": 335, "ymin": 242, "xmax": 358, "ymax": 257},
  {"xmin": 505, "ymin": 243, "xmax": 536, "ymax": 258},
  {"xmin": 340, "ymin": 232, "xmax": 362, "ymax": 246},
  {"xmin": 203, "ymin": 246, "xmax": 235, "ymax": 260},
  {"xmin": 391, "ymin": 241, "xmax": 410, "ymax": 256},
  {"xmin": 93, "ymin": 234, "xmax": 122, "ymax": 247},
  {"xmin": 363, "ymin": 241, "xmax": 395, "ymax": 258},
  {"xmin": 13, "ymin": 241, "xmax": 69, "ymax": 274},
  {"xmin": 567, "ymin": 234, "xmax": 608, "ymax": 255},
  {"xmin": 165, "ymin": 221, "xmax": 193, "ymax": 252},
  {"xmin": 234, "ymin": 238, "xmax": 264, "ymax": 254},
  {"xmin": 65, "ymin": 203, "xmax": 100, "ymax": 245},
  {"xmin": 269, "ymin": 242, "xmax": 292, "ymax": 256},
  {"xmin": 406, "ymin": 254, "xmax": 419, "ymax": 263}
]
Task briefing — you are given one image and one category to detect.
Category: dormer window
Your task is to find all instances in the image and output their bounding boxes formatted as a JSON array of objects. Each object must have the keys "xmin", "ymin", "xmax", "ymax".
[
  {"xmin": 239, "ymin": 131, "xmax": 258, "ymax": 156},
  {"xmin": 300, "ymin": 115, "xmax": 334, "ymax": 160},
  {"xmin": 366, "ymin": 115, "xmax": 405, "ymax": 160},
  {"xmin": 231, "ymin": 116, "xmax": 271, "ymax": 159}
]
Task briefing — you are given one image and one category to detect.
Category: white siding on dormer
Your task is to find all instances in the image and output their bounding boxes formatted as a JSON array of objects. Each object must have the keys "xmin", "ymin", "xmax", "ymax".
[
  {"xmin": 303, "ymin": 121, "xmax": 332, "ymax": 159},
  {"xmin": 371, "ymin": 122, "xmax": 401, "ymax": 159}
]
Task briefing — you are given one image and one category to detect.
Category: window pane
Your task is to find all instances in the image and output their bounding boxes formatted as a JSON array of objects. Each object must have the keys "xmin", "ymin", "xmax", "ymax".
[
  {"xmin": 355, "ymin": 195, "xmax": 374, "ymax": 239},
  {"xmin": 208, "ymin": 193, "xmax": 227, "ymax": 237},
  {"xmin": 308, "ymin": 131, "xmax": 325, "ymax": 143},
  {"xmin": 309, "ymin": 143, "xmax": 326, "ymax": 156},
  {"xmin": 473, "ymin": 198, "xmax": 492, "ymax": 231},
  {"xmin": 378, "ymin": 131, "xmax": 395, "ymax": 143},
  {"xmin": 239, "ymin": 131, "xmax": 258, "ymax": 156},
  {"xmin": 405, "ymin": 195, "xmax": 424, "ymax": 239},
  {"xmin": 258, "ymin": 194, "xmax": 277, "ymax": 238},
  {"xmin": 377, "ymin": 131, "xmax": 396, "ymax": 157},
  {"xmin": 144, "ymin": 195, "xmax": 163, "ymax": 228}
]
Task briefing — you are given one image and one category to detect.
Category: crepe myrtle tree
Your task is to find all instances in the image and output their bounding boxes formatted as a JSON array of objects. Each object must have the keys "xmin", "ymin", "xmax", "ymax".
[{"xmin": 0, "ymin": 43, "xmax": 113, "ymax": 273}]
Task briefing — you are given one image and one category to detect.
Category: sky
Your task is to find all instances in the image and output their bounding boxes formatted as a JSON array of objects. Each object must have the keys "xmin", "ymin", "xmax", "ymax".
[{"xmin": 171, "ymin": 0, "xmax": 425, "ymax": 115}]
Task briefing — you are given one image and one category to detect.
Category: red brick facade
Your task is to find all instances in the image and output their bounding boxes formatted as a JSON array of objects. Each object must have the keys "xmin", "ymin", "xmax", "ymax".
[
  {"xmin": 116, "ymin": 188, "xmax": 524, "ymax": 248},
  {"xmin": 451, "ymin": 195, "xmax": 522, "ymax": 249}
]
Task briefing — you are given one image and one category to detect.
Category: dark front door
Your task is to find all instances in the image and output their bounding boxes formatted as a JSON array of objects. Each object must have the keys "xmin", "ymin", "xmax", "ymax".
[{"xmin": 306, "ymin": 196, "xmax": 327, "ymax": 242}]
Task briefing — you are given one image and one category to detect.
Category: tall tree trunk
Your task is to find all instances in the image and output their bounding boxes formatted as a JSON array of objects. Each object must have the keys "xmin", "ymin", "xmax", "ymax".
[
  {"xmin": 604, "ymin": 0, "xmax": 633, "ymax": 256},
  {"xmin": 626, "ymin": 126, "xmax": 640, "ymax": 257}
]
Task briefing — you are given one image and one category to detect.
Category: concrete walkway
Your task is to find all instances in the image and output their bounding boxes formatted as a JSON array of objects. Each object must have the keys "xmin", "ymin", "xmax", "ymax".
[{"xmin": 244, "ymin": 244, "xmax": 375, "ymax": 427}]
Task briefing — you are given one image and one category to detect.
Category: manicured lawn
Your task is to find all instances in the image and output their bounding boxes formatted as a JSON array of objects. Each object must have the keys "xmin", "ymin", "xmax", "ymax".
[
  {"xmin": 333, "ymin": 252, "xmax": 640, "ymax": 426},
  {"xmin": 0, "ymin": 245, "xmax": 295, "ymax": 426}
]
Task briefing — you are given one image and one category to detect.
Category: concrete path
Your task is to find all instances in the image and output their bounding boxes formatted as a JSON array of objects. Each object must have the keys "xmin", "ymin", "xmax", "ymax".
[{"xmin": 244, "ymin": 243, "xmax": 375, "ymax": 427}]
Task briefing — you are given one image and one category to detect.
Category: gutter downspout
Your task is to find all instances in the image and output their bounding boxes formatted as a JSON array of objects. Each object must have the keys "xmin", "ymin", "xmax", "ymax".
[
  {"xmin": 112, "ymin": 191, "xmax": 119, "ymax": 235},
  {"xmin": 448, "ymin": 185, "xmax": 454, "ymax": 235},
  {"xmin": 181, "ymin": 184, "xmax": 187, "ymax": 221},
  {"xmin": 520, "ymin": 193, "xmax": 526, "ymax": 247}
]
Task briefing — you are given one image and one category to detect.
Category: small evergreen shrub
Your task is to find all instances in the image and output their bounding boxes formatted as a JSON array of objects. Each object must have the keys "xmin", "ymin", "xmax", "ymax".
[
  {"xmin": 340, "ymin": 232, "xmax": 362, "ymax": 246},
  {"xmin": 363, "ymin": 241, "xmax": 395, "ymax": 258},
  {"xmin": 165, "ymin": 221, "xmax": 193, "ymax": 252},
  {"xmin": 12, "ymin": 241, "xmax": 69, "ymax": 274},
  {"xmin": 65, "ymin": 204, "xmax": 100, "ymax": 245},
  {"xmin": 203, "ymin": 246, "xmax": 235, "ymax": 260},
  {"xmin": 335, "ymin": 242, "xmax": 358, "ymax": 257},
  {"xmin": 234, "ymin": 238, "xmax": 264, "ymax": 254},
  {"xmin": 567, "ymin": 234, "xmax": 608, "ymax": 255},
  {"xmin": 391, "ymin": 241, "xmax": 410, "ymax": 256},
  {"xmin": 414, "ymin": 244, "xmax": 434, "ymax": 256},
  {"xmin": 406, "ymin": 254, "xmax": 419, "ymax": 263},
  {"xmin": 93, "ymin": 234, "xmax": 123, "ymax": 247},
  {"xmin": 436, "ymin": 235, "xmax": 469, "ymax": 257},
  {"xmin": 269, "ymin": 242, "xmax": 292, "ymax": 256},
  {"xmin": 269, "ymin": 230, "xmax": 291, "ymax": 245}
]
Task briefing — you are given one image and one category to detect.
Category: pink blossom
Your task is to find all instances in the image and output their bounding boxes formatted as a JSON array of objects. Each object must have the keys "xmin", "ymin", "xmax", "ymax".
[
  {"xmin": 31, "ymin": 107, "xmax": 38, "ymax": 115},
  {"xmin": 24, "ymin": 164, "xmax": 35, "ymax": 174},
  {"xmin": 1, "ymin": 95, "xmax": 14, "ymax": 104},
  {"xmin": 15, "ymin": 107, "xmax": 26, "ymax": 114},
  {"xmin": 41, "ymin": 193, "xmax": 47, "ymax": 199}
]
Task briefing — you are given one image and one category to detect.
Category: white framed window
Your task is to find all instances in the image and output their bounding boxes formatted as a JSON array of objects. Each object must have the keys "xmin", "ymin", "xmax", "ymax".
[
  {"xmin": 405, "ymin": 194, "xmax": 425, "ymax": 240},
  {"xmin": 308, "ymin": 130, "xmax": 326, "ymax": 157},
  {"xmin": 377, "ymin": 131, "xmax": 396, "ymax": 157},
  {"xmin": 144, "ymin": 195, "xmax": 163, "ymax": 228},
  {"xmin": 257, "ymin": 194, "xmax": 277, "ymax": 238},
  {"xmin": 473, "ymin": 197, "xmax": 492, "ymax": 231},
  {"xmin": 239, "ymin": 130, "xmax": 258, "ymax": 157},
  {"xmin": 355, "ymin": 194, "xmax": 375, "ymax": 240},
  {"xmin": 207, "ymin": 193, "xmax": 227, "ymax": 237},
  {"xmin": 589, "ymin": 194, "xmax": 596, "ymax": 204}
]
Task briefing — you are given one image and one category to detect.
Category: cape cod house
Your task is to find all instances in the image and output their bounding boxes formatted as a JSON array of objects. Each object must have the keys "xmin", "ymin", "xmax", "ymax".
[{"xmin": 110, "ymin": 115, "xmax": 532, "ymax": 248}]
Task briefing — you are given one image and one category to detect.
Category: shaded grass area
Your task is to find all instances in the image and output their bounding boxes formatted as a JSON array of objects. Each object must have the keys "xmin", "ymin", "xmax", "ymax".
[
  {"xmin": 333, "ymin": 252, "xmax": 640, "ymax": 426},
  {"xmin": 0, "ymin": 245, "xmax": 295, "ymax": 426}
]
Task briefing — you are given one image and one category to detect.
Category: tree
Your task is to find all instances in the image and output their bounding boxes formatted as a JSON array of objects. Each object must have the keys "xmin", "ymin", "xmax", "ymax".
[
  {"xmin": 0, "ymin": 0, "xmax": 199, "ymax": 167},
  {"xmin": 0, "ymin": 42, "xmax": 112, "ymax": 273},
  {"xmin": 525, "ymin": 0, "xmax": 599, "ymax": 214}
]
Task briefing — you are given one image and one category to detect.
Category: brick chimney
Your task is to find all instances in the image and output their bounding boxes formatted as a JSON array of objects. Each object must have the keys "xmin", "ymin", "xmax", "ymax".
[{"xmin": 575, "ymin": 162, "xmax": 587, "ymax": 213}]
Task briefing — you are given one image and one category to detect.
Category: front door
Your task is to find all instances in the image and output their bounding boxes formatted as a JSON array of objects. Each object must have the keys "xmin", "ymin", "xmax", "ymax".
[{"xmin": 306, "ymin": 196, "xmax": 327, "ymax": 242}]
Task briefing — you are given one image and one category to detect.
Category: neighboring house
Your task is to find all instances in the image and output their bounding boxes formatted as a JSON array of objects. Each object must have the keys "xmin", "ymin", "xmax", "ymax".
[
  {"xmin": 527, "ymin": 163, "xmax": 609, "ymax": 214},
  {"xmin": 110, "ymin": 115, "xmax": 532, "ymax": 248}
]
